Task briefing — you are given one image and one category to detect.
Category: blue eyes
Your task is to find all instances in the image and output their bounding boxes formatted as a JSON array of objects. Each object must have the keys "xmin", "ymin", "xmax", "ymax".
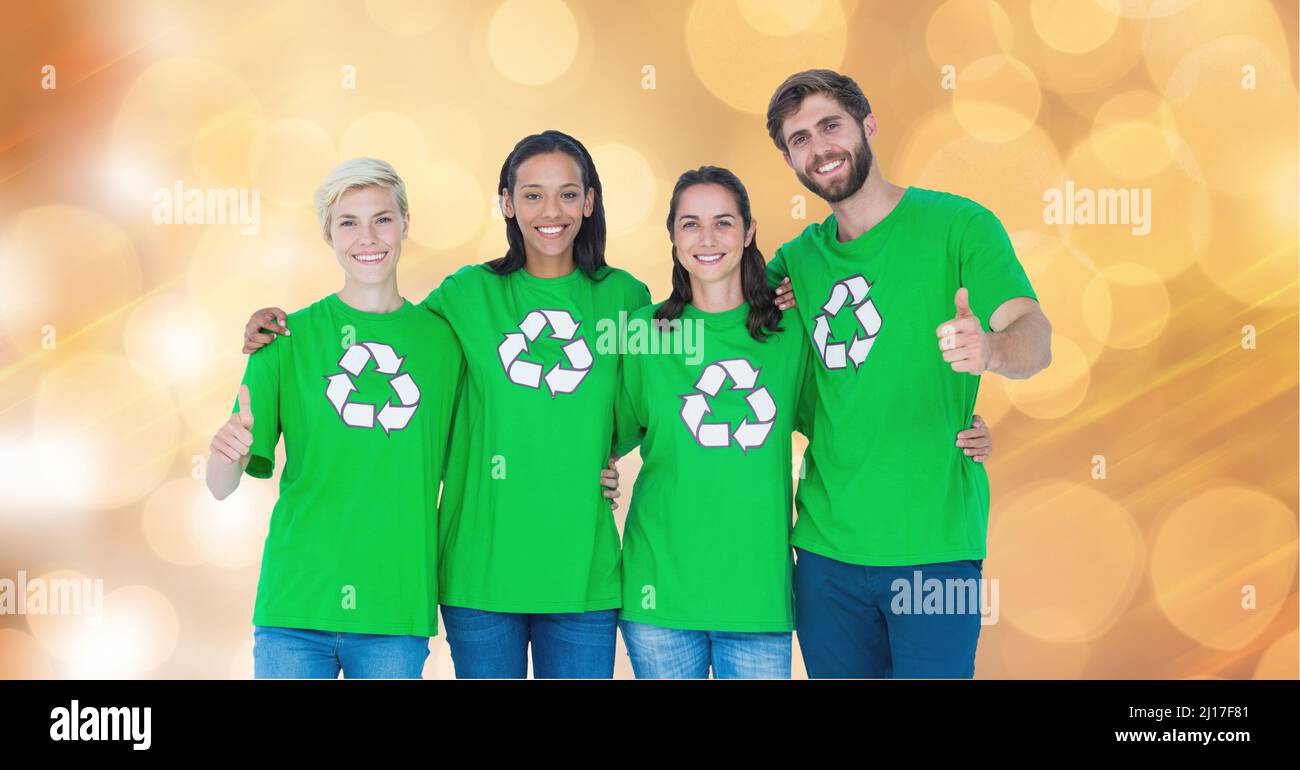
[{"xmin": 339, "ymin": 217, "xmax": 391, "ymax": 227}]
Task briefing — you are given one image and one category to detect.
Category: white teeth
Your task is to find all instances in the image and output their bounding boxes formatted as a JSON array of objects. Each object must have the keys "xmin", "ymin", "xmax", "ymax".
[
  {"xmin": 354, "ymin": 252, "xmax": 386, "ymax": 264},
  {"xmin": 538, "ymin": 225, "xmax": 564, "ymax": 235},
  {"xmin": 695, "ymin": 253, "xmax": 723, "ymax": 264},
  {"xmin": 818, "ymin": 159, "xmax": 844, "ymax": 174}
]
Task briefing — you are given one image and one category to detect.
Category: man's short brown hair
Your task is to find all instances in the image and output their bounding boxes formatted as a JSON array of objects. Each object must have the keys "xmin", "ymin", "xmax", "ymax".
[{"xmin": 766, "ymin": 69, "xmax": 872, "ymax": 153}]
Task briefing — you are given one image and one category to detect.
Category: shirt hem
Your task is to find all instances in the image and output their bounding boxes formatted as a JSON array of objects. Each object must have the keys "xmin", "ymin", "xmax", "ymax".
[
  {"xmin": 617, "ymin": 609, "xmax": 793, "ymax": 633},
  {"xmin": 790, "ymin": 535, "xmax": 986, "ymax": 567},
  {"xmin": 437, "ymin": 594, "xmax": 622, "ymax": 614},
  {"xmin": 253, "ymin": 613, "xmax": 438, "ymax": 637}
]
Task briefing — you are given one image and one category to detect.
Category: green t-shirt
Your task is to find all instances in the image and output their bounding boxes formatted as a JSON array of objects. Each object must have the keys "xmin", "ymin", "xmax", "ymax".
[
  {"xmin": 613, "ymin": 301, "xmax": 811, "ymax": 632},
  {"xmin": 421, "ymin": 263, "xmax": 651, "ymax": 612},
  {"xmin": 237, "ymin": 293, "xmax": 464, "ymax": 635},
  {"xmin": 767, "ymin": 186, "xmax": 1037, "ymax": 566}
]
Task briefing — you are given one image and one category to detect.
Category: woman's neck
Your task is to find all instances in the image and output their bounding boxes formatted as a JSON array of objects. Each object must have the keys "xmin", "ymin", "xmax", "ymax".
[
  {"xmin": 338, "ymin": 278, "xmax": 403, "ymax": 313},
  {"xmin": 523, "ymin": 247, "xmax": 577, "ymax": 279},
  {"xmin": 689, "ymin": 272, "xmax": 744, "ymax": 313}
]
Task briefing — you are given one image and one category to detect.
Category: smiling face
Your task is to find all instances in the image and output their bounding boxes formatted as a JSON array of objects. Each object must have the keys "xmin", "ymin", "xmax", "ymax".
[
  {"xmin": 671, "ymin": 183, "xmax": 755, "ymax": 291},
  {"xmin": 329, "ymin": 184, "xmax": 407, "ymax": 286},
  {"xmin": 781, "ymin": 92, "xmax": 875, "ymax": 204},
  {"xmin": 501, "ymin": 151, "xmax": 595, "ymax": 264}
]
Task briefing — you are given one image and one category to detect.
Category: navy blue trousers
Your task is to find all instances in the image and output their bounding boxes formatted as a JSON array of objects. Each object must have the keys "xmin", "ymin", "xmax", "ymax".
[{"xmin": 794, "ymin": 546, "xmax": 984, "ymax": 678}]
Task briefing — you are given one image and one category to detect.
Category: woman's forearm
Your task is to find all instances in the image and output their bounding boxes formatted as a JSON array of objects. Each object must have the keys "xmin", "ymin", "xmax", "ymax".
[{"xmin": 206, "ymin": 452, "xmax": 249, "ymax": 501}]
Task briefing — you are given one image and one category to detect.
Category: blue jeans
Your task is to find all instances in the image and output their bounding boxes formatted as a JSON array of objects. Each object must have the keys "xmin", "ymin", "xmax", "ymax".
[
  {"xmin": 252, "ymin": 625, "xmax": 429, "ymax": 679},
  {"xmin": 620, "ymin": 619, "xmax": 792, "ymax": 679},
  {"xmin": 794, "ymin": 547, "xmax": 984, "ymax": 678},
  {"xmin": 439, "ymin": 605, "xmax": 617, "ymax": 678}
]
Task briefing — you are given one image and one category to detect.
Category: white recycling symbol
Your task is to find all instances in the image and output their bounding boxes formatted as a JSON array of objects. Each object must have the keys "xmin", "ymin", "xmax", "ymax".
[
  {"xmin": 678, "ymin": 358, "xmax": 777, "ymax": 452},
  {"xmin": 324, "ymin": 341, "xmax": 421, "ymax": 435},
  {"xmin": 497, "ymin": 308, "xmax": 593, "ymax": 397},
  {"xmin": 812, "ymin": 273, "xmax": 882, "ymax": 371}
]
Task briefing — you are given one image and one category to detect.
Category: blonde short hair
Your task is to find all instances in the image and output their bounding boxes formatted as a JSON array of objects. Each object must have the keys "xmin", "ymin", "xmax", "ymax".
[{"xmin": 313, "ymin": 157, "xmax": 409, "ymax": 243}]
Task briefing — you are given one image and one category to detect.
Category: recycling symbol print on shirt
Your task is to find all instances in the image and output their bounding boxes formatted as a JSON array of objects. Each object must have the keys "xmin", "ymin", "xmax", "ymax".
[
  {"xmin": 324, "ymin": 341, "xmax": 421, "ymax": 434},
  {"xmin": 813, "ymin": 273, "xmax": 883, "ymax": 371},
  {"xmin": 497, "ymin": 308, "xmax": 593, "ymax": 397},
  {"xmin": 679, "ymin": 358, "xmax": 776, "ymax": 451}
]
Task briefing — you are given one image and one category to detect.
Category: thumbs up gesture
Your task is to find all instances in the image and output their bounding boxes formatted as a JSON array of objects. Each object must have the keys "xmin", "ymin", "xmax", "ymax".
[
  {"xmin": 210, "ymin": 384, "xmax": 255, "ymax": 464},
  {"xmin": 935, "ymin": 288, "xmax": 991, "ymax": 375}
]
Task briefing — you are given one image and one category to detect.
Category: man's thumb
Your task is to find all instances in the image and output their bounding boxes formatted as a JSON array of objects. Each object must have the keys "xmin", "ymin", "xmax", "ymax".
[
  {"xmin": 237, "ymin": 384, "xmax": 254, "ymax": 429},
  {"xmin": 954, "ymin": 287, "xmax": 973, "ymax": 317}
]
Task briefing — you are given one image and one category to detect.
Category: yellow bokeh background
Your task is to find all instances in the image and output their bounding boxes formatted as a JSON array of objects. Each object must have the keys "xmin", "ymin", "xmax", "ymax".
[{"xmin": 0, "ymin": 0, "xmax": 1295, "ymax": 679}]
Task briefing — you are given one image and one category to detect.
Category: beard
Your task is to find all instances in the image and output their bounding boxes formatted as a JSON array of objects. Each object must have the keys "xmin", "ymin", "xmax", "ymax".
[{"xmin": 794, "ymin": 128, "xmax": 873, "ymax": 204}]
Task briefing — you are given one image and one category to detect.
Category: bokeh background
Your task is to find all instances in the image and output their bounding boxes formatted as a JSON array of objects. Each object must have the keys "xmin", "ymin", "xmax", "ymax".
[{"xmin": 0, "ymin": 0, "xmax": 1296, "ymax": 679}]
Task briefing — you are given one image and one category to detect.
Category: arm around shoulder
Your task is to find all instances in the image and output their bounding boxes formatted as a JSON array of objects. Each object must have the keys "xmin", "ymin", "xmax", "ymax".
[{"xmin": 765, "ymin": 247, "xmax": 789, "ymax": 289}]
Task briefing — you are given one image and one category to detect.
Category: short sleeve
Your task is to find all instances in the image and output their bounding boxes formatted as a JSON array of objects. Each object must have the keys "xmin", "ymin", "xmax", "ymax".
[
  {"xmin": 957, "ymin": 211, "xmax": 1038, "ymax": 332},
  {"xmin": 233, "ymin": 343, "xmax": 281, "ymax": 479},
  {"xmin": 765, "ymin": 247, "xmax": 789, "ymax": 290}
]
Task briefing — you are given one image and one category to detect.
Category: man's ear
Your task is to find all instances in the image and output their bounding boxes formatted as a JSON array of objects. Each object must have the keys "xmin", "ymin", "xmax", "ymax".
[
  {"xmin": 500, "ymin": 188, "xmax": 514, "ymax": 219},
  {"xmin": 781, "ymin": 151, "xmax": 793, "ymax": 169},
  {"xmin": 583, "ymin": 187, "xmax": 595, "ymax": 217},
  {"xmin": 861, "ymin": 113, "xmax": 878, "ymax": 142}
]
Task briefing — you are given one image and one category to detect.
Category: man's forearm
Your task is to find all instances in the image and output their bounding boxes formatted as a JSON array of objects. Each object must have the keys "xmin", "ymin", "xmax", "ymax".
[{"xmin": 987, "ymin": 311, "xmax": 1052, "ymax": 380}]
